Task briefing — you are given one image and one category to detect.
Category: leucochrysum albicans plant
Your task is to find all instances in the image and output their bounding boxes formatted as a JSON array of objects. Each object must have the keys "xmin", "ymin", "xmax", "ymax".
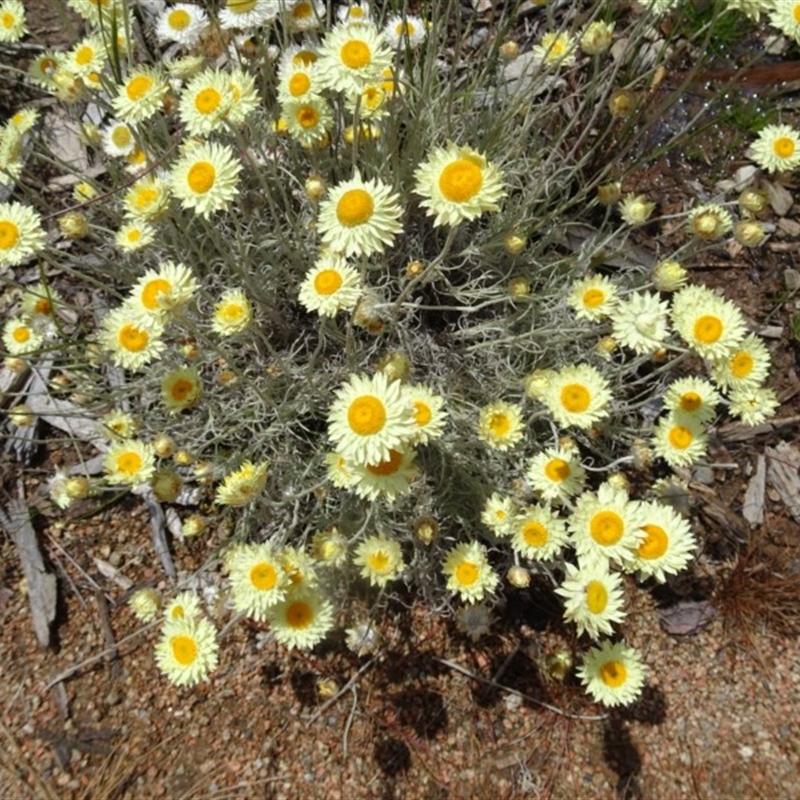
[{"xmin": 0, "ymin": 0, "xmax": 783, "ymax": 705}]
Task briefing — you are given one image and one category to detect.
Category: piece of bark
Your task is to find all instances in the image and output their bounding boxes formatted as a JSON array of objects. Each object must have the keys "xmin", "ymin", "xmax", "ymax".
[
  {"xmin": 145, "ymin": 495, "xmax": 176, "ymax": 580},
  {"xmin": 0, "ymin": 499, "xmax": 57, "ymax": 647},
  {"xmin": 742, "ymin": 455, "xmax": 766, "ymax": 527},
  {"xmin": 766, "ymin": 442, "xmax": 800, "ymax": 525}
]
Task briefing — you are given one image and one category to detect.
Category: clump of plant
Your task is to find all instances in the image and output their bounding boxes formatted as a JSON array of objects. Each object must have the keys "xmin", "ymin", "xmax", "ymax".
[{"xmin": 0, "ymin": 0, "xmax": 786, "ymax": 707}]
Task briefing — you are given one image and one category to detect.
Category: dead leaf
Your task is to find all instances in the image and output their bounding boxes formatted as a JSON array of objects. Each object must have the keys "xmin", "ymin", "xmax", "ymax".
[{"xmin": 659, "ymin": 600, "xmax": 716, "ymax": 635}]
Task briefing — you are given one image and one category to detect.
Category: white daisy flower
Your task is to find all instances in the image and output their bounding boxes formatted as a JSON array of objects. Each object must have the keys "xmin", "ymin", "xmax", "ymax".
[
  {"xmin": 577, "ymin": 639, "xmax": 646, "ymax": 707},
  {"xmin": 481, "ymin": 492, "xmax": 516, "ymax": 536},
  {"xmin": 212, "ymin": 288, "xmax": 252, "ymax": 335},
  {"xmin": 611, "ymin": 291, "xmax": 670, "ymax": 355},
  {"xmin": 542, "ymin": 364, "xmax": 612, "ymax": 430},
  {"xmin": 316, "ymin": 21, "xmax": 393, "ymax": 95},
  {"xmin": 383, "ymin": 14, "xmax": 427, "ymax": 48},
  {"xmin": 414, "ymin": 142, "xmax": 505, "ymax": 228},
  {"xmin": 569, "ymin": 482, "xmax": 645, "ymax": 566},
  {"xmin": 556, "ymin": 559, "xmax": 627, "ymax": 639},
  {"xmin": 156, "ymin": 3, "xmax": 209, "ymax": 46},
  {"xmin": 298, "ymin": 254, "xmax": 362, "ymax": 317},
  {"xmin": 663, "ymin": 377, "xmax": 721, "ymax": 424},
  {"xmin": 155, "ymin": 616, "xmax": 219, "ymax": 687},
  {"xmin": 0, "ymin": 201, "xmax": 46, "ymax": 267},
  {"xmin": 727, "ymin": 386, "xmax": 779, "ymax": 426},
  {"xmin": 103, "ymin": 439, "xmax": 156, "ymax": 486},
  {"xmin": 284, "ymin": 97, "xmax": 334, "ymax": 147},
  {"xmin": 171, "ymin": 140, "xmax": 242, "ymax": 218},
  {"xmin": 101, "ymin": 119, "xmax": 136, "ymax": 158},
  {"xmin": 477, "ymin": 400, "xmax": 524, "ymax": 450},
  {"xmin": 218, "ymin": 0, "xmax": 277, "ymax": 30},
  {"xmin": 622, "ymin": 500, "xmax": 697, "ymax": 583},
  {"xmin": 100, "ymin": 307, "xmax": 165, "ymax": 370},
  {"xmin": 568, "ymin": 275, "xmax": 618, "ymax": 321},
  {"xmin": 510, "ymin": 505, "xmax": 569, "ymax": 561},
  {"xmin": 328, "ymin": 372, "xmax": 416, "ymax": 465},
  {"xmin": 129, "ymin": 261, "xmax": 198, "ymax": 318},
  {"xmin": 353, "ymin": 535, "xmax": 404, "ymax": 586},
  {"xmin": 226, "ymin": 543, "xmax": 288, "ymax": 620},
  {"xmin": 403, "ymin": 384, "xmax": 447, "ymax": 445},
  {"xmin": 267, "ymin": 587, "xmax": 334, "ymax": 650},
  {"xmin": 112, "ymin": 67, "xmax": 168, "ymax": 123},
  {"xmin": 671, "ymin": 284, "xmax": 746, "ymax": 360},
  {"xmin": 652, "ymin": 412, "xmax": 709, "ymax": 467},
  {"xmin": 317, "ymin": 172, "xmax": 403, "ymax": 257},
  {"xmin": 2, "ymin": 317, "xmax": 43, "ymax": 355},
  {"xmin": 710, "ymin": 334, "xmax": 771, "ymax": 391},
  {"xmin": 349, "ymin": 447, "xmax": 418, "ymax": 502},
  {"xmin": 442, "ymin": 541, "xmax": 499, "ymax": 604},
  {"xmin": 178, "ymin": 68, "xmax": 235, "ymax": 136},
  {"xmin": 527, "ymin": 446, "xmax": 586, "ymax": 503}
]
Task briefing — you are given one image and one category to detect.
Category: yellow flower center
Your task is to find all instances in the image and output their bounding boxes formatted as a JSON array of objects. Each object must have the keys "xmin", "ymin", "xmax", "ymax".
[
  {"xmin": 347, "ymin": 395, "xmax": 386, "ymax": 435},
  {"xmin": 679, "ymin": 391, "xmax": 702, "ymax": 413},
  {"xmin": 286, "ymin": 600, "xmax": 313, "ymax": 628},
  {"xmin": 288, "ymin": 72, "xmax": 311, "ymax": 97},
  {"xmin": 111, "ymin": 125, "xmax": 132, "ymax": 147},
  {"xmin": 293, "ymin": 49, "xmax": 318, "ymax": 66},
  {"xmin": 395, "ymin": 21, "xmax": 414, "ymax": 35},
  {"xmin": 544, "ymin": 457, "xmax": 571, "ymax": 482},
  {"xmin": 585, "ymin": 580, "xmax": 608, "ymax": 614},
  {"xmin": 349, "ymin": 7, "xmax": 365, "ymax": 17},
  {"xmin": 668, "ymin": 425, "xmax": 693, "ymax": 450},
  {"xmin": 168, "ymin": 8, "xmax": 191, "ymax": 29},
  {"xmin": 773, "ymin": 136, "xmax": 796, "ymax": 159},
  {"xmin": 250, "ymin": 562, "xmax": 278, "ymax": 590},
  {"xmin": 313, "ymin": 268, "xmax": 343, "ymax": 295},
  {"xmin": 187, "ymin": 161, "xmax": 215, "ymax": 194},
  {"xmin": 228, "ymin": 0, "xmax": 257, "ymax": 13},
  {"xmin": 12, "ymin": 326, "xmax": 31, "ymax": 343},
  {"xmin": 133, "ymin": 186, "xmax": 158, "ymax": 210},
  {"xmin": 582, "ymin": 288, "xmax": 605, "ymax": 308},
  {"xmin": 195, "ymin": 87, "xmax": 222, "ymax": 115},
  {"xmin": 413, "ymin": 400, "xmax": 432, "ymax": 426},
  {"xmin": 366, "ymin": 449, "xmax": 403, "ymax": 476},
  {"xmin": 637, "ymin": 523, "xmax": 668, "ymax": 560},
  {"xmin": 1, "ymin": 12, "xmax": 15, "ymax": 28},
  {"xmin": 34, "ymin": 298, "xmax": 53, "ymax": 315},
  {"xmin": 40, "ymin": 56, "xmax": 57, "ymax": 73},
  {"xmin": 219, "ymin": 302, "xmax": 244, "ymax": 322},
  {"xmin": 126, "ymin": 229, "xmax": 142, "ymax": 243},
  {"xmin": 455, "ymin": 561, "xmax": 479, "ymax": 586},
  {"xmin": 126, "ymin": 75, "xmax": 154, "ymax": 101},
  {"xmin": 590, "ymin": 510, "xmax": 624, "ymax": 546},
  {"xmin": 170, "ymin": 606, "xmax": 186, "ymax": 619},
  {"xmin": 117, "ymin": 322, "xmax": 150, "ymax": 352},
  {"xmin": 794, "ymin": 4, "xmax": 800, "ymax": 24},
  {"xmin": 521, "ymin": 520, "xmax": 548, "ymax": 547},
  {"xmin": 730, "ymin": 351, "xmax": 753, "ymax": 379},
  {"xmin": 693, "ymin": 314, "xmax": 722, "ymax": 344},
  {"xmin": 116, "ymin": 451, "xmax": 143, "ymax": 475},
  {"xmin": 170, "ymin": 378, "xmax": 195, "ymax": 401},
  {"xmin": 141, "ymin": 278, "xmax": 171, "ymax": 309},
  {"xmin": 297, "ymin": 106, "xmax": 319, "ymax": 128},
  {"xmin": 0, "ymin": 220, "xmax": 20, "ymax": 250},
  {"xmin": 488, "ymin": 412, "xmax": 511, "ymax": 437},
  {"xmin": 171, "ymin": 634, "xmax": 198, "ymax": 666},
  {"xmin": 438, "ymin": 158, "xmax": 483, "ymax": 203},
  {"xmin": 599, "ymin": 659, "xmax": 627, "ymax": 688},
  {"xmin": 293, "ymin": 1, "xmax": 312, "ymax": 18},
  {"xmin": 75, "ymin": 46, "xmax": 94, "ymax": 66},
  {"xmin": 340, "ymin": 40, "xmax": 371, "ymax": 69},
  {"xmin": 336, "ymin": 188, "xmax": 374, "ymax": 226},
  {"xmin": 368, "ymin": 551, "xmax": 390, "ymax": 572},
  {"xmin": 560, "ymin": 383, "xmax": 590, "ymax": 413}
]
